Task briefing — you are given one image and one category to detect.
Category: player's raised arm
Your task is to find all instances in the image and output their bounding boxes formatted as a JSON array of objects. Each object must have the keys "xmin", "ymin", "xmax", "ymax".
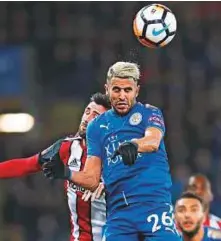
[
  {"xmin": 112, "ymin": 106, "xmax": 165, "ymax": 166},
  {"xmin": 72, "ymin": 116, "xmax": 103, "ymax": 190},
  {"xmin": 69, "ymin": 155, "xmax": 102, "ymax": 191},
  {"xmin": 0, "ymin": 154, "xmax": 40, "ymax": 178},
  {"xmin": 69, "ymin": 119, "xmax": 103, "ymax": 190},
  {"xmin": 133, "ymin": 107, "xmax": 165, "ymax": 153},
  {"xmin": 133, "ymin": 127, "xmax": 163, "ymax": 153},
  {"xmin": 0, "ymin": 138, "xmax": 70, "ymax": 179}
]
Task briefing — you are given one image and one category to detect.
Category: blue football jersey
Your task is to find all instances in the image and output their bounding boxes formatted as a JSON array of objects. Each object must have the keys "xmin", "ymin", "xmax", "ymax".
[{"xmin": 87, "ymin": 102, "xmax": 172, "ymax": 214}]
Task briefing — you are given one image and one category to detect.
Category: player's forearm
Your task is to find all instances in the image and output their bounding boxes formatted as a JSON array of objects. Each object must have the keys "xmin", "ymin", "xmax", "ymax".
[
  {"xmin": 0, "ymin": 154, "xmax": 41, "ymax": 178},
  {"xmin": 69, "ymin": 171, "xmax": 99, "ymax": 191},
  {"xmin": 133, "ymin": 137, "xmax": 159, "ymax": 152},
  {"xmin": 133, "ymin": 127, "xmax": 162, "ymax": 153}
]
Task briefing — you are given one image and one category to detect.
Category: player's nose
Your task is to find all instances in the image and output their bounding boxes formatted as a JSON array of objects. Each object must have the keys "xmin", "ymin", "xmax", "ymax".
[
  {"xmin": 118, "ymin": 90, "xmax": 126, "ymax": 100},
  {"xmin": 184, "ymin": 212, "xmax": 192, "ymax": 219}
]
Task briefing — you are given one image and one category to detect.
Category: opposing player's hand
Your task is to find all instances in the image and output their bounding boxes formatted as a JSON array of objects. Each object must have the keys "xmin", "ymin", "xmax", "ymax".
[
  {"xmin": 82, "ymin": 183, "xmax": 105, "ymax": 202},
  {"xmin": 111, "ymin": 141, "xmax": 138, "ymax": 166},
  {"xmin": 38, "ymin": 139, "xmax": 63, "ymax": 166},
  {"xmin": 42, "ymin": 157, "xmax": 71, "ymax": 180}
]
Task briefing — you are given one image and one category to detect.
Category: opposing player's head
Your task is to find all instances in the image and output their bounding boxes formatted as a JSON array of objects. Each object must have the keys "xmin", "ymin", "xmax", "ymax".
[
  {"xmin": 105, "ymin": 61, "xmax": 140, "ymax": 116},
  {"xmin": 79, "ymin": 92, "xmax": 110, "ymax": 138},
  {"xmin": 175, "ymin": 192, "xmax": 205, "ymax": 238},
  {"xmin": 186, "ymin": 174, "xmax": 213, "ymax": 211}
]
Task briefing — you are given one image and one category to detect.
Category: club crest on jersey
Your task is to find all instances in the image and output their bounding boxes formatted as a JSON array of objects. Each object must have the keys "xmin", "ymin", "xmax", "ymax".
[{"xmin": 129, "ymin": 112, "xmax": 142, "ymax": 126}]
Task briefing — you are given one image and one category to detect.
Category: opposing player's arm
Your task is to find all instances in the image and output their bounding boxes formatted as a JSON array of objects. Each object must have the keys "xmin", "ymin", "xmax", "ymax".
[
  {"xmin": 133, "ymin": 127, "xmax": 163, "ymax": 152},
  {"xmin": 0, "ymin": 154, "xmax": 40, "ymax": 178},
  {"xmin": 0, "ymin": 138, "xmax": 69, "ymax": 179},
  {"xmin": 70, "ymin": 155, "xmax": 102, "ymax": 191}
]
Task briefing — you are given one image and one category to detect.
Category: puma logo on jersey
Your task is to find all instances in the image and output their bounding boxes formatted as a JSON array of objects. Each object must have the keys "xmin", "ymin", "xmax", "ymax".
[{"xmin": 100, "ymin": 124, "xmax": 109, "ymax": 130}]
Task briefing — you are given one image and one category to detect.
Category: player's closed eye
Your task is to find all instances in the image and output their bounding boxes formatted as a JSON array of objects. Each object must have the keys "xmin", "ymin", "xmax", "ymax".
[
  {"xmin": 112, "ymin": 87, "xmax": 121, "ymax": 93},
  {"xmin": 176, "ymin": 208, "xmax": 185, "ymax": 214},
  {"xmin": 124, "ymin": 87, "xmax": 133, "ymax": 93},
  {"xmin": 112, "ymin": 87, "xmax": 132, "ymax": 93},
  {"xmin": 85, "ymin": 108, "xmax": 91, "ymax": 115},
  {"xmin": 190, "ymin": 207, "xmax": 199, "ymax": 213},
  {"xmin": 92, "ymin": 113, "xmax": 99, "ymax": 118}
]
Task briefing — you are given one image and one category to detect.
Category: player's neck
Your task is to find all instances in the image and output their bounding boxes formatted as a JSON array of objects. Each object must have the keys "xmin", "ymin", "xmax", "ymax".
[
  {"xmin": 183, "ymin": 226, "xmax": 204, "ymax": 241},
  {"xmin": 112, "ymin": 101, "xmax": 138, "ymax": 116},
  {"xmin": 205, "ymin": 207, "xmax": 210, "ymax": 217},
  {"xmin": 82, "ymin": 139, "xmax": 86, "ymax": 147}
]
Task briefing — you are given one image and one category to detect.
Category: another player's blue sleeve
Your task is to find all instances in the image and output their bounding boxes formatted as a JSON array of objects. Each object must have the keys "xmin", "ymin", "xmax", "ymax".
[
  {"xmin": 86, "ymin": 119, "xmax": 102, "ymax": 158},
  {"xmin": 145, "ymin": 106, "xmax": 166, "ymax": 135}
]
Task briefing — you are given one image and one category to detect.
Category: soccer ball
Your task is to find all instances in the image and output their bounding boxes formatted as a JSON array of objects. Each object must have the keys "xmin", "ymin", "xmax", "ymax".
[{"xmin": 133, "ymin": 4, "xmax": 177, "ymax": 48}]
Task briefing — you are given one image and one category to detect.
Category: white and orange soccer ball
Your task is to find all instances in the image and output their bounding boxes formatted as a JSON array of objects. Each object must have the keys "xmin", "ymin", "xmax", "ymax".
[{"xmin": 133, "ymin": 4, "xmax": 177, "ymax": 48}]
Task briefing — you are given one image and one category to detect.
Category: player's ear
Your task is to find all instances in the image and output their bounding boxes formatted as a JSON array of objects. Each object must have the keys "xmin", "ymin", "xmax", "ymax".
[
  {"xmin": 209, "ymin": 191, "xmax": 214, "ymax": 202},
  {"xmin": 136, "ymin": 85, "xmax": 140, "ymax": 97},
  {"xmin": 202, "ymin": 212, "xmax": 206, "ymax": 223},
  {"xmin": 104, "ymin": 84, "xmax": 108, "ymax": 95}
]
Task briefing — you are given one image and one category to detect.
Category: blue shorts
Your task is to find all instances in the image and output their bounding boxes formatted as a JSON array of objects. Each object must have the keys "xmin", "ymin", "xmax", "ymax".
[{"xmin": 102, "ymin": 202, "xmax": 182, "ymax": 241}]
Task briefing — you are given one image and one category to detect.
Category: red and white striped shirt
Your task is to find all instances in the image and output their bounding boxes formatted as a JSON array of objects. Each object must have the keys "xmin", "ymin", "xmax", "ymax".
[
  {"xmin": 61, "ymin": 136, "xmax": 106, "ymax": 241},
  {"xmin": 204, "ymin": 213, "xmax": 221, "ymax": 230},
  {"xmin": 0, "ymin": 135, "xmax": 106, "ymax": 240}
]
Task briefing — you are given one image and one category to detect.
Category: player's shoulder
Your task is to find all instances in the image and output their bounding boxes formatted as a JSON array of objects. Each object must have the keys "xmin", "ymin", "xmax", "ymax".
[
  {"xmin": 63, "ymin": 135, "xmax": 81, "ymax": 142},
  {"xmin": 207, "ymin": 227, "xmax": 221, "ymax": 240},
  {"xmin": 140, "ymin": 103, "xmax": 163, "ymax": 115},
  {"xmin": 210, "ymin": 213, "xmax": 221, "ymax": 222},
  {"xmin": 145, "ymin": 103, "xmax": 161, "ymax": 111}
]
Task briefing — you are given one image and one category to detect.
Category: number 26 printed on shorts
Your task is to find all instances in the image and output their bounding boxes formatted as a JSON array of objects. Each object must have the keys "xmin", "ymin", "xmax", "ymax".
[{"xmin": 146, "ymin": 204, "xmax": 178, "ymax": 234}]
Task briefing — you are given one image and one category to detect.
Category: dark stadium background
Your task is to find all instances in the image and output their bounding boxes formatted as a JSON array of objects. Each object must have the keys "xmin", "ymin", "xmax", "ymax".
[{"xmin": 0, "ymin": 2, "xmax": 220, "ymax": 240}]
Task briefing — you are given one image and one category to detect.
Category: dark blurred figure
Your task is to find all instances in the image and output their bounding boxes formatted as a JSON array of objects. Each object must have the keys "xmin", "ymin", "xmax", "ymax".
[{"xmin": 186, "ymin": 174, "xmax": 221, "ymax": 229}]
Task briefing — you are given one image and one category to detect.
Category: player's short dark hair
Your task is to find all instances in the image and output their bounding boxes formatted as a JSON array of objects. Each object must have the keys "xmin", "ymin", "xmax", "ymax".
[
  {"xmin": 90, "ymin": 92, "xmax": 111, "ymax": 110},
  {"xmin": 176, "ymin": 191, "xmax": 206, "ymax": 211}
]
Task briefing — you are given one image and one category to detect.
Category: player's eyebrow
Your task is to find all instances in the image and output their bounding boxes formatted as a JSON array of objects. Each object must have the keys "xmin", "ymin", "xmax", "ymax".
[
  {"xmin": 190, "ymin": 204, "xmax": 199, "ymax": 209},
  {"xmin": 176, "ymin": 205, "xmax": 185, "ymax": 210},
  {"xmin": 93, "ymin": 110, "xmax": 101, "ymax": 115}
]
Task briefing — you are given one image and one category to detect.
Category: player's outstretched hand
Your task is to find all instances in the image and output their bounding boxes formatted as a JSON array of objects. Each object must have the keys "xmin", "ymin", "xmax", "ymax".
[
  {"xmin": 111, "ymin": 141, "xmax": 138, "ymax": 166},
  {"xmin": 82, "ymin": 183, "xmax": 105, "ymax": 202},
  {"xmin": 42, "ymin": 156, "xmax": 71, "ymax": 180},
  {"xmin": 38, "ymin": 139, "xmax": 63, "ymax": 166}
]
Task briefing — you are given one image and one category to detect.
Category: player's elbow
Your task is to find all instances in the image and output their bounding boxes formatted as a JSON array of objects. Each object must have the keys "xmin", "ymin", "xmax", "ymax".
[
  {"xmin": 85, "ymin": 173, "xmax": 100, "ymax": 191},
  {"xmin": 149, "ymin": 144, "xmax": 159, "ymax": 152}
]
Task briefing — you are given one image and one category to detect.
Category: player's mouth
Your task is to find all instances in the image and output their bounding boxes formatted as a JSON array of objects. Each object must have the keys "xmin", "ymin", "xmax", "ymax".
[
  {"xmin": 80, "ymin": 122, "xmax": 88, "ymax": 130},
  {"xmin": 116, "ymin": 102, "xmax": 129, "ymax": 109},
  {"xmin": 182, "ymin": 221, "xmax": 194, "ymax": 229}
]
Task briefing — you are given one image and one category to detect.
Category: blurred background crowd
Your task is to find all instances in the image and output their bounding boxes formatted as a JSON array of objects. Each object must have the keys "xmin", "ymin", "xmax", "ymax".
[{"xmin": 0, "ymin": 1, "xmax": 221, "ymax": 241}]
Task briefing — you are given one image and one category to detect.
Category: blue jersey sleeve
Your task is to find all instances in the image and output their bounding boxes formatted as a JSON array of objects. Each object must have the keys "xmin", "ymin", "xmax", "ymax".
[
  {"xmin": 86, "ymin": 119, "xmax": 102, "ymax": 158},
  {"xmin": 144, "ymin": 105, "xmax": 165, "ymax": 135}
]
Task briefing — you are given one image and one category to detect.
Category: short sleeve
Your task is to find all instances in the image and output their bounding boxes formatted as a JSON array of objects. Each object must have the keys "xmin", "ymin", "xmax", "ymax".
[
  {"xmin": 145, "ymin": 106, "xmax": 165, "ymax": 135},
  {"xmin": 86, "ymin": 119, "xmax": 102, "ymax": 158}
]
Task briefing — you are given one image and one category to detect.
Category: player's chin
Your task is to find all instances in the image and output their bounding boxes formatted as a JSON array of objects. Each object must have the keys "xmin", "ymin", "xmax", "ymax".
[
  {"xmin": 115, "ymin": 107, "xmax": 130, "ymax": 116},
  {"xmin": 181, "ymin": 225, "xmax": 195, "ymax": 233},
  {"xmin": 78, "ymin": 128, "xmax": 86, "ymax": 138}
]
